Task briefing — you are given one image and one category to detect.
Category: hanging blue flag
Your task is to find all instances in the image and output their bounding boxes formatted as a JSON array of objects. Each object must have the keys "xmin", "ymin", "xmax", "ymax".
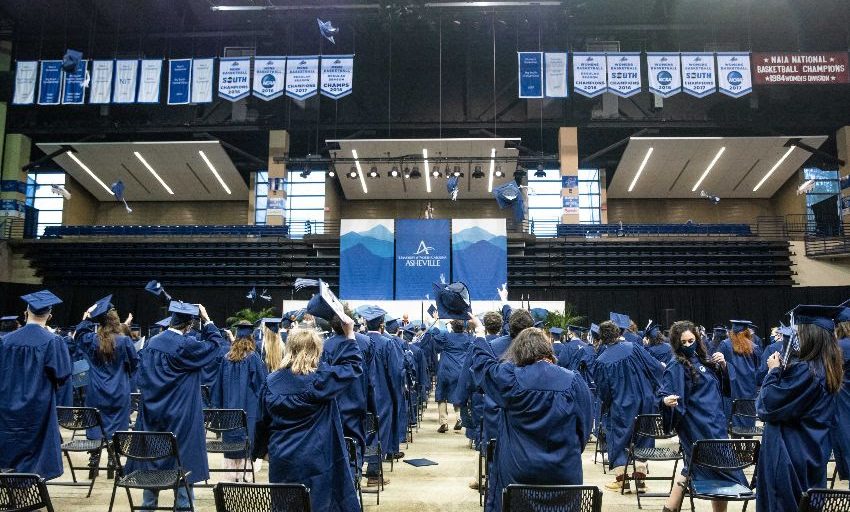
[{"xmin": 317, "ymin": 18, "xmax": 339, "ymax": 44}]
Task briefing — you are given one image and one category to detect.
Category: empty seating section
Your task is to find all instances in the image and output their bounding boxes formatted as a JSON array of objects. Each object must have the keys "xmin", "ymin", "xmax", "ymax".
[
  {"xmin": 556, "ymin": 223, "xmax": 752, "ymax": 238},
  {"xmin": 42, "ymin": 225, "xmax": 289, "ymax": 238}
]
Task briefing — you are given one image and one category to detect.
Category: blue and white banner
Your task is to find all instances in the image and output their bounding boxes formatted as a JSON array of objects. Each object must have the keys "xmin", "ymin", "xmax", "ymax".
[
  {"xmin": 61, "ymin": 59, "xmax": 88, "ymax": 104},
  {"xmin": 167, "ymin": 59, "xmax": 192, "ymax": 105},
  {"xmin": 285, "ymin": 56, "xmax": 319, "ymax": 100},
  {"xmin": 191, "ymin": 58, "xmax": 214, "ymax": 103},
  {"xmin": 12, "ymin": 61, "xmax": 38, "ymax": 105},
  {"xmin": 452, "ymin": 219, "xmax": 507, "ymax": 301},
  {"xmin": 518, "ymin": 52, "xmax": 544, "ymax": 98},
  {"xmin": 544, "ymin": 52, "xmax": 568, "ymax": 98},
  {"xmin": 320, "ymin": 55, "xmax": 354, "ymax": 99},
  {"xmin": 606, "ymin": 52, "xmax": 642, "ymax": 97},
  {"xmin": 112, "ymin": 60, "xmax": 139, "ymax": 103},
  {"xmin": 572, "ymin": 52, "xmax": 607, "ymax": 97},
  {"xmin": 218, "ymin": 58, "xmax": 251, "ymax": 101},
  {"xmin": 37, "ymin": 60, "xmax": 63, "ymax": 105},
  {"xmin": 89, "ymin": 60, "xmax": 113, "ymax": 104},
  {"xmin": 681, "ymin": 52, "xmax": 716, "ymax": 98},
  {"xmin": 137, "ymin": 60, "xmax": 162, "ymax": 103},
  {"xmin": 395, "ymin": 219, "xmax": 450, "ymax": 300},
  {"xmin": 646, "ymin": 52, "xmax": 681, "ymax": 97},
  {"xmin": 339, "ymin": 219, "xmax": 395, "ymax": 300},
  {"xmin": 252, "ymin": 57, "xmax": 286, "ymax": 101},
  {"xmin": 716, "ymin": 52, "xmax": 752, "ymax": 98}
]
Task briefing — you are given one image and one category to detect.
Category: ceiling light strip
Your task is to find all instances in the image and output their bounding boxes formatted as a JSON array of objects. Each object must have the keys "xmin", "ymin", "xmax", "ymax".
[
  {"xmin": 198, "ymin": 150, "xmax": 232, "ymax": 195},
  {"xmin": 352, "ymin": 149, "xmax": 368, "ymax": 194},
  {"xmin": 753, "ymin": 147, "xmax": 794, "ymax": 192},
  {"xmin": 134, "ymin": 151, "xmax": 174, "ymax": 195},
  {"xmin": 488, "ymin": 148, "xmax": 496, "ymax": 193},
  {"xmin": 628, "ymin": 147, "xmax": 654, "ymax": 193},
  {"xmin": 423, "ymin": 148, "xmax": 432, "ymax": 194},
  {"xmin": 692, "ymin": 146, "xmax": 726, "ymax": 192},
  {"xmin": 66, "ymin": 151, "xmax": 113, "ymax": 195}
]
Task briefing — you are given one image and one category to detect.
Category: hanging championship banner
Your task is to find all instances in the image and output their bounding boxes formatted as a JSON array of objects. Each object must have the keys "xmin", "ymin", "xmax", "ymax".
[
  {"xmin": 572, "ymin": 52, "xmax": 607, "ymax": 97},
  {"xmin": 12, "ymin": 61, "xmax": 38, "ymax": 105},
  {"xmin": 191, "ymin": 58, "xmax": 214, "ymax": 103},
  {"xmin": 716, "ymin": 53, "xmax": 752, "ymax": 98},
  {"xmin": 252, "ymin": 57, "xmax": 286, "ymax": 101},
  {"xmin": 218, "ymin": 58, "xmax": 251, "ymax": 101},
  {"xmin": 37, "ymin": 60, "xmax": 63, "ymax": 105},
  {"xmin": 167, "ymin": 59, "xmax": 192, "ymax": 105},
  {"xmin": 320, "ymin": 55, "xmax": 354, "ymax": 99},
  {"xmin": 646, "ymin": 52, "xmax": 681, "ymax": 97},
  {"xmin": 89, "ymin": 60, "xmax": 113, "ymax": 104},
  {"xmin": 752, "ymin": 52, "xmax": 850, "ymax": 85},
  {"xmin": 285, "ymin": 56, "xmax": 319, "ymax": 100},
  {"xmin": 606, "ymin": 52, "xmax": 642, "ymax": 97},
  {"xmin": 137, "ymin": 59, "xmax": 162, "ymax": 103},
  {"xmin": 517, "ymin": 52, "xmax": 543, "ymax": 98},
  {"xmin": 681, "ymin": 53, "xmax": 716, "ymax": 98},
  {"xmin": 61, "ymin": 59, "xmax": 88, "ymax": 104},
  {"xmin": 544, "ymin": 52, "xmax": 568, "ymax": 98},
  {"xmin": 112, "ymin": 60, "xmax": 139, "ymax": 103}
]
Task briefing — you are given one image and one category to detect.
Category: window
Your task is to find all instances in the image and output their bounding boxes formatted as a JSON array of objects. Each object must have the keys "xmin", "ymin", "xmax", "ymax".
[
  {"xmin": 285, "ymin": 171, "xmax": 326, "ymax": 237},
  {"xmin": 25, "ymin": 171, "xmax": 65, "ymax": 237},
  {"xmin": 803, "ymin": 167, "xmax": 840, "ymax": 232},
  {"xmin": 254, "ymin": 171, "xmax": 269, "ymax": 225},
  {"xmin": 578, "ymin": 168, "xmax": 602, "ymax": 224},
  {"xmin": 527, "ymin": 170, "xmax": 561, "ymax": 237}
]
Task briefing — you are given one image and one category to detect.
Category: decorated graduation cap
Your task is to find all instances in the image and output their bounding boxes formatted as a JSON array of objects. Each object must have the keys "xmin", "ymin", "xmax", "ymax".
[
  {"xmin": 609, "ymin": 311, "xmax": 631, "ymax": 330},
  {"xmin": 730, "ymin": 320, "xmax": 753, "ymax": 334},
  {"xmin": 360, "ymin": 305, "xmax": 388, "ymax": 323},
  {"xmin": 432, "ymin": 282, "xmax": 472, "ymax": 320},
  {"xmin": 790, "ymin": 304, "xmax": 842, "ymax": 332},
  {"xmin": 89, "ymin": 294, "xmax": 115, "ymax": 322},
  {"xmin": 232, "ymin": 320, "xmax": 254, "ymax": 338},
  {"xmin": 492, "ymin": 180, "xmax": 525, "ymax": 222},
  {"xmin": 549, "ymin": 327, "xmax": 564, "ymax": 340},
  {"xmin": 306, "ymin": 280, "xmax": 347, "ymax": 322},
  {"xmin": 168, "ymin": 301, "xmax": 200, "ymax": 324},
  {"xmin": 21, "ymin": 290, "xmax": 62, "ymax": 315},
  {"xmin": 144, "ymin": 280, "xmax": 172, "ymax": 302}
]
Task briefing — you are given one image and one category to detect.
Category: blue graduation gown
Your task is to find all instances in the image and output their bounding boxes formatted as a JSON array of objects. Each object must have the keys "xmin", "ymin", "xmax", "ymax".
[
  {"xmin": 387, "ymin": 335, "xmax": 409, "ymax": 452},
  {"xmin": 0, "ymin": 324, "xmax": 72, "ymax": 479},
  {"xmin": 756, "ymin": 340, "xmax": 783, "ymax": 385},
  {"xmin": 556, "ymin": 338, "xmax": 597, "ymax": 384},
  {"xmin": 211, "ymin": 351, "xmax": 267, "ymax": 458},
  {"xmin": 131, "ymin": 322, "xmax": 224, "ymax": 484},
  {"xmin": 647, "ymin": 342, "xmax": 674, "ymax": 366},
  {"xmin": 756, "ymin": 361, "xmax": 835, "ymax": 512},
  {"xmin": 831, "ymin": 337, "xmax": 850, "ymax": 483},
  {"xmin": 427, "ymin": 331, "xmax": 474, "ymax": 402},
  {"xmin": 366, "ymin": 332, "xmax": 403, "ymax": 454},
  {"xmin": 717, "ymin": 339, "xmax": 763, "ymax": 431},
  {"xmin": 658, "ymin": 357, "xmax": 746, "ymax": 485},
  {"xmin": 74, "ymin": 320, "xmax": 139, "ymax": 439},
  {"xmin": 260, "ymin": 337, "xmax": 362, "ymax": 512},
  {"xmin": 56, "ymin": 335, "xmax": 76, "ymax": 407},
  {"xmin": 472, "ymin": 337, "xmax": 592, "ymax": 512},
  {"xmin": 593, "ymin": 341, "xmax": 661, "ymax": 469},
  {"xmin": 201, "ymin": 338, "xmax": 231, "ymax": 387},
  {"xmin": 479, "ymin": 335, "xmax": 514, "ymax": 450}
]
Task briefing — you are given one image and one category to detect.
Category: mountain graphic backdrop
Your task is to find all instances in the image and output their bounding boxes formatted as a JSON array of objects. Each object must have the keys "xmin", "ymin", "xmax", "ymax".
[
  {"xmin": 452, "ymin": 221, "xmax": 507, "ymax": 300},
  {"xmin": 339, "ymin": 220, "xmax": 394, "ymax": 299}
]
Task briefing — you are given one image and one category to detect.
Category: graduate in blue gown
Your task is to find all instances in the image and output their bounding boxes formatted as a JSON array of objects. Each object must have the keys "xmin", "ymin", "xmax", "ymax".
[
  {"xmin": 658, "ymin": 321, "xmax": 747, "ymax": 512},
  {"xmin": 0, "ymin": 291, "xmax": 71, "ymax": 480},
  {"xmin": 549, "ymin": 327, "xmax": 565, "ymax": 358},
  {"xmin": 256, "ymin": 306, "xmax": 362, "ymax": 512},
  {"xmin": 830, "ymin": 305, "xmax": 850, "ymax": 486},
  {"xmin": 211, "ymin": 320, "xmax": 267, "ymax": 482},
  {"xmin": 716, "ymin": 320, "xmax": 763, "ymax": 432},
  {"xmin": 593, "ymin": 319, "xmax": 662, "ymax": 492},
  {"xmin": 756, "ymin": 305, "xmax": 842, "ymax": 512},
  {"xmin": 556, "ymin": 326, "xmax": 597, "ymax": 383},
  {"xmin": 131, "ymin": 301, "xmax": 224, "ymax": 510},
  {"xmin": 472, "ymin": 320, "xmax": 593, "ymax": 512},
  {"xmin": 645, "ymin": 322, "xmax": 674, "ymax": 366},
  {"xmin": 384, "ymin": 317, "xmax": 410, "ymax": 454},
  {"xmin": 756, "ymin": 327, "xmax": 787, "ymax": 385},
  {"xmin": 0, "ymin": 314, "xmax": 20, "ymax": 337}
]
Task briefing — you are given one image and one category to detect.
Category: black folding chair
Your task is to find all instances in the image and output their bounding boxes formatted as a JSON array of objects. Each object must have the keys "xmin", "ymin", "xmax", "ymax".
[
  {"xmin": 362, "ymin": 413, "xmax": 384, "ymax": 500},
  {"xmin": 685, "ymin": 439, "xmax": 759, "ymax": 512},
  {"xmin": 129, "ymin": 393, "xmax": 142, "ymax": 431},
  {"xmin": 53, "ymin": 406, "xmax": 112, "ymax": 497},
  {"xmin": 108, "ymin": 431, "xmax": 194, "ymax": 512},
  {"xmin": 728, "ymin": 399, "xmax": 763, "ymax": 438},
  {"xmin": 344, "ymin": 437, "xmax": 364, "ymax": 512},
  {"xmin": 593, "ymin": 419, "xmax": 608, "ymax": 474},
  {"xmin": 477, "ymin": 432, "xmax": 487, "ymax": 507},
  {"xmin": 71, "ymin": 359, "xmax": 90, "ymax": 409},
  {"xmin": 200, "ymin": 386, "xmax": 212, "ymax": 408},
  {"xmin": 798, "ymin": 488, "xmax": 850, "ymax": 512},
  {"xmin": 201, "ymin": 409, "xmax": 254, "ymax": 486},
  {"xmin": 0, "ymin": 473, "xmax": 55, "ymax": 512},
  {"xmin": 213, "ymin": 482, "xmax": 312, "ymax": 512},
  {"xmin": 483, "ymin": 438, "xmax": 496, "ymax": 507},
  {"xmin": 502, "ymin": 484, "xmax": 602, "ymax": 512},
  {"xmin": 623, "ymin": 414, "xmax": 683, "ymax": 508}
]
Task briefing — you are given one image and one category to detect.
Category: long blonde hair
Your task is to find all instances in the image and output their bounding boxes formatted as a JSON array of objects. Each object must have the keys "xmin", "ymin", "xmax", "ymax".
[
  {"xmin": 280, "ymin": 328, "xmax": 323, "ymax": 375},
  {"xmin": 263, "ymin": 326, "xmax": 284, "ymax": 372}
]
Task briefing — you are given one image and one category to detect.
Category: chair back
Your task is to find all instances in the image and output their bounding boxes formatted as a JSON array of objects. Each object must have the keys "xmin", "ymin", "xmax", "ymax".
[
  {"xmin": 502, "ymin": 484, "xmax": 602, "ymax": 512},
  {"xmin": 213, "ymin": 482, "xmax": 311, "ymax": 512},
  {"xmin": 632, "ymin": 414, "xmax": 676, "ymax": 440},
  {"xmin": 0, "ymin": 473, "xmax": 53, "ymax": 512},
  {"xmin": 798, "ymin": 488, "xmax": 850, "ymax": 512},
  {"xmin": 203, "ymin": 409, "xmax": 248, "ymax": 435},
  {"xmin": 71, "ymin": 359, "xmax": 90, "ymax": 389},
  {"xmin": 486, "ymin": 439, "xmax": 497, "ymax": 464},
  {"xmin": 112, "ymin": 431, "xmax": 180, "ymax": 463},
  {"xmin": 56, "ymin": 407, "xmax": 103, "ymax": 433},
  {"xmin": 731, "ymin": 399, "xmax": 758, "ymax": 419},
  {"xmin": 690, "ymin": 439, "xmax": 759, "ymax": 472}
]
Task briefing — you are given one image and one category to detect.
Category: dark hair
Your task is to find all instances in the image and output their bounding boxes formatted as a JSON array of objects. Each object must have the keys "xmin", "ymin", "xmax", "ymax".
[
  {"xmin": 96, "ymin": 310, "xmax": 122, "ymax": 363},
  {"xmin": 450, "ymin": 320, "xmax": 465, "ymax": 333},
  {"xmin": 798, "ymin": 323, "xmax": 843, "ymax": 394},
  {"xmin": 171, "ymin": 319, "xmax": 192, "ymax": 331},
  {"xmin": 331, "ymin": 305, "xmax": 356, "ymax": 336},
  {"xmin": 669, "ymin": 320, "xmax": 712, "ymax": 384},
  {"xmin": 365, "ymin": 318, "xmax": 384, "ymax": 332},
  {"xmin": 647, "ymin": 331, "xmax": 666, "ymax": 347},
  {"xmin": 483, "ymin": 312, "xmax": 503, "ymax": 335},
  {"xmin": 508, "ymin": 309, "xmax": 534, "ymax": 338},
  {"xmin": 598, "ymin": 321, "xmax": 621, "ymax": 346},
  {"xmin": 503, "ymin": 327, "xmax": 554, "ymax": 366}
]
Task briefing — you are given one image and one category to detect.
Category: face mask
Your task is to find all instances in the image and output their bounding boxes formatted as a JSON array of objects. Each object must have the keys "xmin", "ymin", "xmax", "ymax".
[{"xmin": 681, "ymin": 343, "xmax": 696, "ymax": 357}]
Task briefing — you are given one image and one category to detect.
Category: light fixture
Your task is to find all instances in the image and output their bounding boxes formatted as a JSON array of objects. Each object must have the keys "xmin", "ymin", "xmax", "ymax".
[
  {"xmin": 327, "ymin": 165, "xmax": 336, "ymax": 178},
  {"xmin": 423, "ymin": 148, "xmax": 431, "ymax": 193},
  {"xmin": 403, "ymin": 166, "xmax": 411, "ymax": 179},
  {"xmin": 198, "ymin": 150, "xmax": 232, "ymax": 194},
  {"xmin": 347, "ymin": 166, "xmax": 358, "ymax": 179},
  {"xmin": 627, "ymin": 147, "xmax": 654, "ymax": 193},
  {"xmin": 135, "ymin": 151, "xmax": 175, "ymax": 195},
  {"xmin": 691, "ymin": 146, "xmax": 726, "ymax": 192},
  {"xmin": 66, "ymin": 151, "xmax": 113, "ymax": 195},
  {"xmin": 494, "ymin": 166, "xmax": 504, "ymax": 178},
  {"xmin": 514, "ymin": 164, "xmax": 526, "ymax": 180},
  {"xmin": 452, "ymin": 165, "xmax": 463, "ymax": 178},
  {"xmin": 753, "ymin": 146, "xmax": 794, "ymax": 192},
  {"xmin": 488, "ymin": 149, "xmax": 497, "ymax": 192},
  {"xmin": 352, "ymin": 149, "xmax": 368, "ymax": 193},
  {"xmin": 534, "ymin": 164, "xmax": 546, "ymax": 178},
  {"xmin": 472, "ymin": 165, "xmax": 484, "ymax": 179},
  {"xmin": 409, "ymin": 166, "xmax": 421, "ymax": 179},
  {"xmin": 431, "ymin": 167, "xmax": 443, "ymax": 178},
  {"xmin": 389, "ymin": 165, "xmax": 400, "ymax": 178},
  {"xmin": 368, "ymin": 166, "xmax": 380, "ymax": 179}
]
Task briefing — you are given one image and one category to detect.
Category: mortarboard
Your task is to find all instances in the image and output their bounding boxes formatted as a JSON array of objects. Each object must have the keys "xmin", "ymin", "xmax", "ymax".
[
  {"xmin": 262, "ymin": 318, "xmax": 282, "ymax": 331},
  {"xmin": 0, "ymin": 315, "xmax": 19, "ymax": 322},
  {"xmin": 609, "ymin": 312, "xmax": 631, "ymax": 330},
  {"xmin": 730, "ymin": 320, "xmax": 753, "ymax": 334},
  {"xmin": 144, "ymin": 280, "xmax": 171, "ymax": 302},
  {"xmin": 493, "ymin": 181, "xmax": 521, "ymax": 209},
  {"xmin": 168, "ymin": 301, "xmax": 200, "ymax": 324},
  {"xmin": 427, "ymin": 304, "xmax": 438, "ymax": 318},
  {"xmin": 385, "ymin": 317, "xmax": 400, "ymax": 333},
  {"xmin": 645, "ymin": 320, "xmax": 661, "ymax": 338},
  {"xmin": 549, "ymin": 327, "xmax": 563, "ymax": 340},
  {"xmin": 89, "ymin": 294, "xmax": 115, "ymax": 321},
  {"xmin": 835, "ymin": 306, "xmax": 850, "ymax": 324},
  {"xmin": 360, "ymin": 306, "xmax": 388, "ymax": 323},
  {"xmin": 589, "ymin": 323, "xmax": 600, "ymax": 339},
  {"xmin": 155, "ymin": 316, "xmax": 172, "ymax": 328},
  {"xmin": 778, "ymin": 325, "xmax": 794, "ymax": 338},
  {"xmin": 566, "ymin": 324, "xmax": 587, "ymax": 334},
  {"xmin": 232, "ymin": 320, "xmax": 254, "ymax": 338},
  {"xmin": 21, "ymin": 290, "xmax": 62, "ymax": 315},
  {"xmin": 306, "ymin": 281, "xmax": 346, "ymax": 321},
  {"xmin": 791, "ymin": 304, "xmax": 842, "ymax": 332},
  {"xmin": 530, "ymin": 308, "xmax": 549, "ymax": 323},
  {"xmin": 62, "ymin": 49, "xmax": 83, "ymax": 73},
  {"xmin": 433, "ymin": 282, "xmax": 472, "ymax": 320}
]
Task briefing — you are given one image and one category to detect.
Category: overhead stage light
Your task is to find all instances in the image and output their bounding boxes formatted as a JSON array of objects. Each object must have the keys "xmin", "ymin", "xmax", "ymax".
[
  {"xmin": 472, "ymin": 165, "xmax": 485, "ymax": 179},
  {"xmin": 403, "ymin": 166, "xmax": 411, "ymax": 179},
  {"xmin": 494, "ymin": 165, "xmax": 504, "ymax": 178},
  {"xmin": 534, "ymin": 164, "xmax": 546, "ymax": 178},
  {"xmin": 431, "ymin": 165, "xmax": 443, "ymax": 178},
  {"xmin": 347, "ymin": 166, "xmax": 358, "ymax": 179},
  {"xmin": 389, "ymin": 165, "xmax": 400, "ymax": 178},
  {"xmin": 451, "ymin": 165, "xmax": 463, "ymax": 178},
  {"xmin": 368, "ymin": 166, "xmax": 380, "ymax": 179},
  {"xmin": 409, "ymin": 166, "xmax": 421, "ymax": 179},
  {"xmin": 327, "ymin": 165, "xmax": 336, "ymax": 178}
]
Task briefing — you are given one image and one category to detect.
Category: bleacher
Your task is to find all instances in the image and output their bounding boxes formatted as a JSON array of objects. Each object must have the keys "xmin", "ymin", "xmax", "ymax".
[
  {"xmin": 556, "ymin": 223, "xmax": 753, "ymax": 238},
  {"xmin": 42, "ymin": 224, "xmax": 289, "ymax": 238}
]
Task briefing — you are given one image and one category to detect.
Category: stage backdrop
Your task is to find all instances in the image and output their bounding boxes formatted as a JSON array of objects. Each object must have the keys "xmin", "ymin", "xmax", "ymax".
[
  {"xmin": 395, "ymin": 219, "xmax": 450, "ymax": 300},
  {"xmin": 452, "ymin": 219, "xmax": 507, "ymax": 300},
  {"xmin": 339, "ymin": 219, "xmax": 394, "ymax": 300}
]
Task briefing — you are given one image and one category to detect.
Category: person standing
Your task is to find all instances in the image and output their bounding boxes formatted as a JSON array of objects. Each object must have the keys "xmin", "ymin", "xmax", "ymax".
[
  {"xmin": 716, "ymin": 320, "xmax": 763, "ymax": 433},
  {"xmin": 830, "ymin": 305, "xmax": 850, "ymax": 487}
]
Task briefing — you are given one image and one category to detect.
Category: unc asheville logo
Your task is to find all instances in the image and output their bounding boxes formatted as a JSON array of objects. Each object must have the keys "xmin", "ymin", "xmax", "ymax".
[
  {"xmin": 657, "ymin": 71, "xmax": 673, "ymax": 85},
  {"xmin": 727, "ymin": 71, "xmax": 743, "ymax": 86},
  {"xmin": 415, "ymin": 241, "xmax": 435, "ymax": 256},
  {"xmin": 261, "ymin": 74, "xmax": 276, "ymax": 88}
]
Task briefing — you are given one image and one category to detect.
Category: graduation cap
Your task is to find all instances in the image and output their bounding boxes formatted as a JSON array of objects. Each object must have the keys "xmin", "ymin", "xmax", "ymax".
[
  {"xmin": 317, "ymin": 18, "xmax": 339, "ymax": 44},
  {"xmin": 730, "ymin": 320, "xmax": 753, "ymax": 334},
  {"xmin": 232, "ymin": 320, "xmax": 254, "ymax": 338},
  {"xmin": 835, "ymin": 303, "xmax": 850, "ymax": 323},
  {"xmin": 385, "ymin": 317, "xmax": 400, "ymax": 333},
  {"xmin": 432, "ymin": 282, "xmax": 472, "ymax": 320},
  {"xmin": 790, "ymin": 304, "xmax": 842, "ymax": 332},
  {"xmin": 21, "ymin": 290, "xmax": 62, "ymax": 315},
  {"xmin": 549, "ymin": 327, "xmax": 564, "ymax": 340},
  {"xmin": 427, "ymin": 304, "xmax": 438, "ymax": 318},
  {"xmin": 62, "ymin": 49, "xmax": 83, "ymax": 73},
  {"xmin": 609, "ymin": 312, "xmax": 631, "ymax": 330},
  {"xmin": 294, "ymin": 278, "xmax": 321, "ymax": 291},
  {"xmin": 645, "ymin": 320, "xmax": 660, "ymax": 339},
  {"xmin": 566, "ymin": 324, "xmax": 587, "ymax": 334},
  {"xmin": 712, "ymin": 325, "xmax": 728, "ymax": 337},
  {"xmin": 144, "ymin": 280, "xmax": 172, "ymax": 302},
  {"xmin": 447, "ymin": 175, "xmax": 459, "ymax": 201},
  {"xmin": 530, "ymin": 308, "xmax": 549, "ymax": 323},
  {"xmin": 154, "ymin": 316, "xmax": 172, "ymax": 328},
  {"xmin": 589, "ymin": 323, "xmax": 600, "ymax": 339},
  {"xmin": 778, "ymin": 325, "xmax": 795, "ymax": 339},
  {"xmin": 360, "ymin": 305, "xmax": 388, "ymax": 323},
  {"xmin": 306, "ymin": 281, "xmax": 347, "ymax": 321},
  {"xmin": 246, "ymin": 287, "xmax": 258, "ymax": 301},
  {"xmin": 111, "ymin": 180, "xmax": 132, "ymax": 213},
  {"xmin": 492, "ymin": 180, "xmax": 525, "ymax": 223},
  {"xmin": 89, "ymin": 294, "xmax": 115, "ymax": 321},
  {"xmin": 262, "ymin": 318, "xmax": 282, "ymax": 331},
  {"xmin": 0, "ymin": 315, "xmax": 19, "ymax": 323},
  {"xmin": 168, "ymin": 301, "xmax": 200, "ymax": 324}
]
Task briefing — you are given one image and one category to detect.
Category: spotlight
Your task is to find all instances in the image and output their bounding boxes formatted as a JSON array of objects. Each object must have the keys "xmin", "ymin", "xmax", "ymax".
[
  {"xmin": 514, "ymin": 164, "xmax": 527, "ymax": 180},
  {"xmin": 389, "ymin": 165, "xmax": 400, "ymax": 178},
  {"xmin": 403, "ymin": 166, "xmax": 411, "ymax": 179},
  {"xmin": 299, "ymin": 171, "xmax": 310, "ymax": 179},
  {"xmin": 347, "ymin": 166, "xmax": 358, "ymax": 179},
  {"xmin": 368, "ymin": 166, "xmax": 380, "ymax": 178},
  {"xmin": 327, "ymin": 165, "xmax": 336, "ymax": 178},
  {"xmin": 472, "ymin": 165, "xmax": 485, "ymax": 179},
  {"xmin": 431, "ymin": 165, "xmax": 443, "ymax": 178},
  {"xmin": 494, "ymin": 165, "xmax": 504, "ymax": 178},
  {"xmin": 409, "ymin": 166, "xmax": 421, "ymax": 179},
  {"xmin": 452, "ymin": 165, "xmax": 463, "ymax": 178},
  {"xmin": 534, "ymin": 164, "xmax": 546, "ymax": 178}
]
